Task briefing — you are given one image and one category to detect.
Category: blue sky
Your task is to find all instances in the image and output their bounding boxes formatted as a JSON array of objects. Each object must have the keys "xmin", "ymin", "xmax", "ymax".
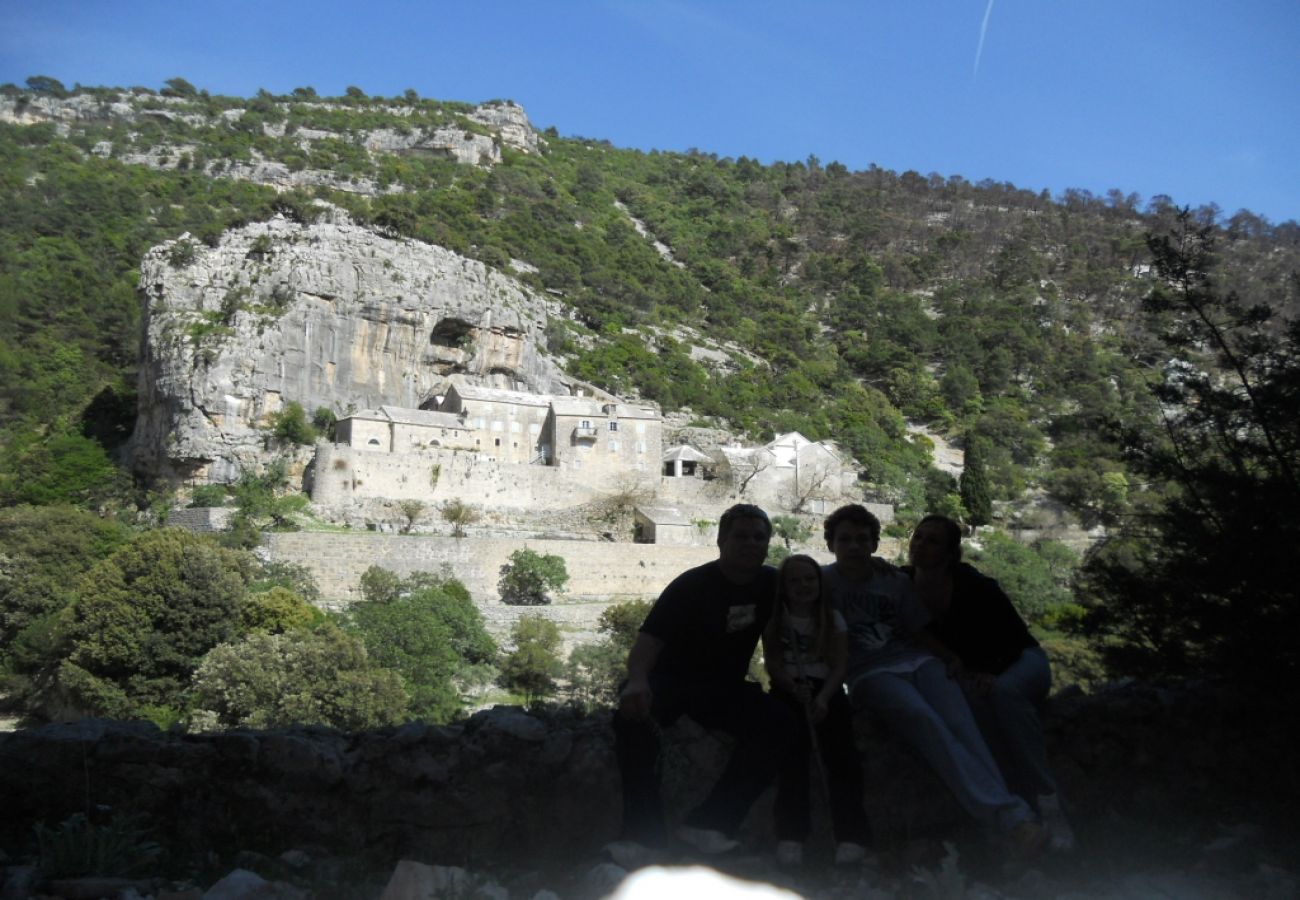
[{"xmin": 3, "ymin": 0, "xmax": 1298, "ymax": 223}]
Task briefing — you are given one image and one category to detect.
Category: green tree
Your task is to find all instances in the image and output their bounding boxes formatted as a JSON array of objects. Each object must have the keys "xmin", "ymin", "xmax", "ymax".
[
  {"xmin": 959, "ymin": 438, "xmax": 993, "ymax": 526},
  {"xmin": 498, "ymin": 548, "xmax": 568, "ymax": 605},
  {"xmin": 347, "ymin": 568, "xmax": 496, "ymax": 722},
  {"xmin": 48, "ymin": 530, "xmax": 252, "ymax": 720},
  {"xmin": 966, "ymin": 533, "xmax": 1079, "ymax": 626},
  {"xmin": 191, "ymin": 624, "xmax": 408, "ymax": 730},
  {"xmin": 160, "ymin": 77, "xmax": 197, "ymax": 97},
  {"xmin": 563, "ymin": 599, "xmax": 650, "ymax": 710},
  {"xmin": 500, "ymin": 615, "xmax": 563, "ymax": 705},
  {"xmin": 268, "ymin": 401, "xmax": 316, "ymax": 445},
  {"xmin": 0, "ymin": 506, "xmax": 130, "ymax": 662},
  {"xmin": 1082, "ymin": 214, "xmax": 1300, "ymax": 690},
  {"xmin": 239, "ymin": 586, "xmax": 324, "ymax": 634},
  {"xmin": 771, "ymin": 515, "xmax": 812, "ymax": 550},
  {"xmin": 596, "ymin": 599, "xmax": 651, "ymax": 651}
]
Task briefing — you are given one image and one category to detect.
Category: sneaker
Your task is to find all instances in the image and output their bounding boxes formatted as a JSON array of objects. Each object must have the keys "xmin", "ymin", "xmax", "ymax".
[
  {"xmin": 1007, "ymin": 820, "xmax": 1050, "ymax": 859},
  {"xmin": 675, "ymin": 825, "xmax": 739, "ymax": 855},
  {"xmin": 1037, "ymin": 793, "xmax": 1077, "ymax": 852},
  {"xmin": 833, "ymin": 841, "xmax": 867, "ymax": 865},
  {"xmin": 603, "ymin": 840, "xmax": 657, "ymax": 869},
  {"xmin": 775, "ymin": 840, "xmax": 803, "ymax": 866}
]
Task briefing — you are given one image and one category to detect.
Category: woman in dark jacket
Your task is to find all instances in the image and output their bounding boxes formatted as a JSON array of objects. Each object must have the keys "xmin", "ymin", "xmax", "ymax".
[{"xmin": 906, "ymin": 514, "xmax": 1075, "ymax": 852}]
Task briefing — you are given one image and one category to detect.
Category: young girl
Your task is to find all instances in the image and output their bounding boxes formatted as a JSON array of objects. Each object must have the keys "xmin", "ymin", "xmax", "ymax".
[{"xmin": 763, "ymin": 554, "xmax": 872, "ymax": 865}]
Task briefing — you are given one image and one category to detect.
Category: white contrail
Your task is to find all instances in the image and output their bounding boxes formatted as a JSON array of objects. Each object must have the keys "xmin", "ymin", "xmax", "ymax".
[{"xmin": 974, "ymin": 0, "xmax": 996, "ymax": 77}]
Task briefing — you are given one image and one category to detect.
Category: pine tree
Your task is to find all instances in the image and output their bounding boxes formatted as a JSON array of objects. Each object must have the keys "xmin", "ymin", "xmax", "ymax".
[
  {"xmin": 1081, "ymin": 211, "xmax": 1300, "ymax": 691},
  {"xmin": 960, "ymin": 438, "xmax": 994, "ymax": 526}
]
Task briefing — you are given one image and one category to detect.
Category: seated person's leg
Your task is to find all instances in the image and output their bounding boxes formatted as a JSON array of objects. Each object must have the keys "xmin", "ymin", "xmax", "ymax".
[
  {"xmin": 988, "ymin": 647, "xmax": 1056, "ymax": 798},
  {"xmin": 683, "ymin": 681, "xmax": 800, "ymax": 836},
  {"xmin": 852, "ymin": 665, "xmax": 1031, "ymax": 833},
  {"xmin": 613, "ymin": 675, "xmax": 689, "ymax": 846},
  {"xmin": 817, "ymin": 688, "xmax": 872, "ymax": 848}
]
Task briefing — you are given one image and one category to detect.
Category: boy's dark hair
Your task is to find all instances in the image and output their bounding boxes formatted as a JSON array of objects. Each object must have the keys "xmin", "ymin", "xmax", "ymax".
[
  {"xmin": 823, "ymin": 503, "xmax": 881, "ymax": 545},
  {"xmin": 717, "ymin": 503, "xmax": 772, "ymax": 545}
]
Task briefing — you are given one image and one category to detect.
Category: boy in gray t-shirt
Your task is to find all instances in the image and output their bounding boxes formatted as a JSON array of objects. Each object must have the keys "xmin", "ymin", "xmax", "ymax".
[{"xmin": 821, "ymin": 504, "xmax": 1047, "ymax": 857}]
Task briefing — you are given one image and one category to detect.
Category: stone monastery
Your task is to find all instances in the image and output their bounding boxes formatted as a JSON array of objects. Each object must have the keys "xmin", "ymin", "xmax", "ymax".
[{"xmin": 307, "ymin": 375, "xmax": 870, "ymax": 540}]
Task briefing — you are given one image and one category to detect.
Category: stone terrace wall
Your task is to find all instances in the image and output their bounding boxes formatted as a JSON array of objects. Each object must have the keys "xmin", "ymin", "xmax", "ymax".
[
  {"xmin": 314, "ymin": 443, "xmax": 653, "ymax": 513},
  {"xmin": 263, "ymin": 532, "xmax": 717, "ymax": 611}
]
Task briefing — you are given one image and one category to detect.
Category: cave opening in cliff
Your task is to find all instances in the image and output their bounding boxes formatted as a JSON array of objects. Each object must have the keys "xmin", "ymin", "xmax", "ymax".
[{"xmin": 429, "ymin": 318, "xmax": 475, "ymax": 349}]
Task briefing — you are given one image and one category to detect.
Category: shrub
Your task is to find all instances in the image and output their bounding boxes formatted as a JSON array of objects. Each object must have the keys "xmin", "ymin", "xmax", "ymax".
[
  {"xmin": 500, "ymin": 616, "xmax": 562, "ymax": 705},
  {"xmin": 48, "ymin": 530, "xmax": 253, "ymax": 719},
  {"xmin": 188, "ymin": 484, "xmax": 227, "ymax": 507},
  {"xmin": 498, "ymin": 549, "xmax": 568, "ymax": 605},
  {"xmin": 347, "ymin": 568, "xmax": 496, "ymax": 722},
  {"xmin": 191, "ymin": 625, "xmax": 408, "ymax": 730}
]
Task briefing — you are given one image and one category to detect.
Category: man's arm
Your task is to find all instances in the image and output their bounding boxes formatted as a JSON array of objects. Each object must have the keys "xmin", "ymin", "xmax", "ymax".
[{"xmin": 618, "ymin": 631, "xmax": 665, "ymax": 719}]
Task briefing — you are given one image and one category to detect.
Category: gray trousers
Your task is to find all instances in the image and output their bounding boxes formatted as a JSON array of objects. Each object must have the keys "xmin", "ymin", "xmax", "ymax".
[
  {"xmin": 966, "ymin": 646, "xmax": 1057, "ymax": 803},
  {"xmin": 851, "ymin": 658, "xmax": 1032, "ymax": 833}
]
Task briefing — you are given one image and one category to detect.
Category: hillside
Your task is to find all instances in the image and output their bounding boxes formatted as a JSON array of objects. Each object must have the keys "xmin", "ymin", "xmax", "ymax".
[{"xmin": 1, "ymin": 78, "xmax": 1298, "ymax": 716}]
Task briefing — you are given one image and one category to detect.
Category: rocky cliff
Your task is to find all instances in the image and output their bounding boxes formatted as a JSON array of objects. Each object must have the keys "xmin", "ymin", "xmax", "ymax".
[{"xmin": 128, "ymin": 213, "xmax": 570, "ymax": 484}]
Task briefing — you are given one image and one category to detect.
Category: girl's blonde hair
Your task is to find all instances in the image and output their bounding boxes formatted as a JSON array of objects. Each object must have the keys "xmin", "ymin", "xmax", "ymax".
[{"xmin": 765, "ymin": 554, "xmax": 844, "ymax": 670}]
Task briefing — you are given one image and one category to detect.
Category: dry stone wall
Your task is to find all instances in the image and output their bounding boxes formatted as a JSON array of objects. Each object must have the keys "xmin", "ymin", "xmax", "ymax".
[{"xmin": 263, "ymin": 532, "xmax": 717, "ymax": 610}]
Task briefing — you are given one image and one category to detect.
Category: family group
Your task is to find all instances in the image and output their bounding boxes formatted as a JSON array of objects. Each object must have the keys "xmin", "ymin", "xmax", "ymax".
[{"xmin": 611, "ymin": 502, "xmax": 1074, "ymax": 866}]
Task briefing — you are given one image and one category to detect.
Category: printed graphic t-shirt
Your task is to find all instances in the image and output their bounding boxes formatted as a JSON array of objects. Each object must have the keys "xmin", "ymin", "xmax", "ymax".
[
  {"xmin": 822, "ymin": 562, "xmax": 932, "ymax": 682},
  {"xmin": 776, "ymin": 608, "xmax": 847, "ymax": 681},
  {"xmin": 641, "ymin": 561, "xmax": 777, "ymax": 683}
]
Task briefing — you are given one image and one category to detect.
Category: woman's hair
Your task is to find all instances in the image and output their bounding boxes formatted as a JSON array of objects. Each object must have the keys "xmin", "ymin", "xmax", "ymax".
[
  {"xmin": 765, "ymin": 553, "xmax": 843, "ymax": 670},
  {"xmin": 913, "ymin": 514, "xmax": 964, "ymax": 566}
]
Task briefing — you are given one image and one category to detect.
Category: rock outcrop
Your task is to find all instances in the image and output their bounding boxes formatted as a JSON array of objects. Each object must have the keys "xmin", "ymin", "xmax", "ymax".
[{"xmin": 128, "ymin": 214, "xmax": 569, "ymax": 484}]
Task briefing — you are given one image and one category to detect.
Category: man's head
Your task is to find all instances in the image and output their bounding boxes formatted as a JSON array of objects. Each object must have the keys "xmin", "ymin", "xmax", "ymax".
[
  {"xmin": 718, "ymin": 503, "xmax": 772, "ymax": 546},
  {"xmin": 823, "ymin": 503, "xmax": 880, "ymax": 568},
  {"xmin": 716, "ymin": 503, "xmax": 772, "ymax": 577}
]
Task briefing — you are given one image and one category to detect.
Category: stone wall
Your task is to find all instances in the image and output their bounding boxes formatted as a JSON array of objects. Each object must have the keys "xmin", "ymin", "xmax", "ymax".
[
  {"xmin": 312, "ymin": 442, "xmax": 672, "ymax": 517},
  {"xmin": 263, "ymin": 532, "xmax": 718, "ymax": 611},
  {"xmin": 3, "ymin": 683, "xmax": 1287, "ymax": 870}
]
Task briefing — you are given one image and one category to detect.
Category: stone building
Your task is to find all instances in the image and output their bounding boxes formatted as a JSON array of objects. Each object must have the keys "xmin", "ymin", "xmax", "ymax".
[
  {"xmin": 337, "ymin": 406, "xmax": 474, "ymax": 452},
  {"xmin": 546, "ymin": 397, "xmax": 662, "ymax": 475},
  {"xmin": 434, "ymin": 382, "xmax": 554, "ymax": 464}
]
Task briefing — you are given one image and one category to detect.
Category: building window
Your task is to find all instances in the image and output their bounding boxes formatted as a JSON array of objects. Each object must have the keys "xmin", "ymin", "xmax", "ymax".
[
  {"xmin": 636, "ymin": 422, "xmax": 646, "ymax": 434},
  {"xmin": 492, "ymin": 420, "xmax": 504, "ymax": 432},
  {"xmin": 609, "ymin": 440, "xmax": 620, "ymax": 451},
  {"xmin": 580, "ymin": 419, "xmax": 591, "ymax": 429},
  {"xmin": 609, "ymin": 421, "xmax": 619, "ymax": 432},
  {"xmin": 368, "ymin": 438, "xmax": 380, "ymax": 445},
  {"xmin": 529, "ymin": 423, "xmax": 540, "ymax": 434},
  {"xmin": 637, "ymin": 441, "xmax": 646, "ymax": 453},
  {"xmin": 511, "ymin": 421, "xmax": 521, "ymax": 433},
  {"xmin": 495, "ymin": 438, "xmax": 501, "ymax": 447}
]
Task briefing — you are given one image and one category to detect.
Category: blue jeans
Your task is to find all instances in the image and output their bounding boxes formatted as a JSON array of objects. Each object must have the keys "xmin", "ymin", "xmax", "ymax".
[
  {"xmin": 850, "ymin": 658, "xmax": 1032, "ymax": 833},
  {"xmin": 966, "ymin": 646, "xmax": 1057, "ymax": 802}
]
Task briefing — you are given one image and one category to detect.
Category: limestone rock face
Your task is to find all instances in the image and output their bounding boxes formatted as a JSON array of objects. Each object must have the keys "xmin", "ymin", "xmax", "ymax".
[{"xmin": 129, "ymin": 216, "xmax": 568, "ymax": 483}]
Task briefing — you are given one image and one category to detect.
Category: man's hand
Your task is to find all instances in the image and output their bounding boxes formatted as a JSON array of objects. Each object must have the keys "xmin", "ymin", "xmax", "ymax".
[
  {"xmin": 619, "ymin": 678, "xmax": 653, "ymax": 720},
  {"xmin": 809, "ymin": 695, "xmax": 829, "ymax": 724}
]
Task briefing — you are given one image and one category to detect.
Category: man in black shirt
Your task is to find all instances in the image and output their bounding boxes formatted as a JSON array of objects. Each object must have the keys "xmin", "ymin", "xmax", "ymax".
[{"xmin": 613, "ymin": 503, "xmax": 797, "ymax": 855}]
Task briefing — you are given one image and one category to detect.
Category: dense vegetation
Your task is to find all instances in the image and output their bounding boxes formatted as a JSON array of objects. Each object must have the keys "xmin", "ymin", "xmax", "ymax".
[{"xmin": 1, "ymin": 77, "xmax": 1297, "ymax": 719}]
